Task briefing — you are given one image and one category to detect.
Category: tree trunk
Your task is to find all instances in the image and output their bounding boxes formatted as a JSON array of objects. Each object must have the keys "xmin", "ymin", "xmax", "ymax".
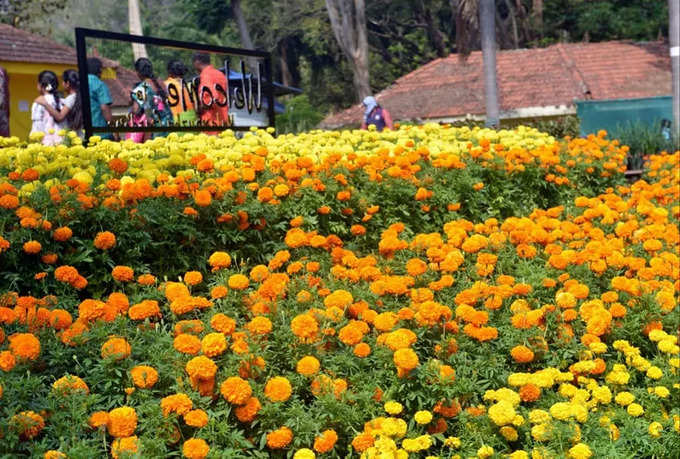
[
  {"xmin": 231, "ymin": 0, "xmax": 254, "ymax": 49},
  {"xmin": 504, "ymin": 0, "xmax": 520, "ymax": 48},
  {"xmin": 325, "ymin": 0, "xmax": 371, "ymax": 101},
  {"xmin": 532, "ymin": 0, "xmax": 543, "ymax": 37},
  {"xmin": 479, "ymin": 0, "xmax": 499, "ymax": 127},
  {"xmin": 278, "ymin": 40, "xmax": 292, "ymax": 87},
  {"xmin": 128, "ymin": 0, "xmax": 148, "ymax": 60}
]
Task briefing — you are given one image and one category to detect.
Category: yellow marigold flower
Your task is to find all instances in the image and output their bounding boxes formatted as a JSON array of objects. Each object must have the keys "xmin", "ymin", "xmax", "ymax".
[
  {"xmin": 648, "ymin": 421, "xmax": 663, "ymax": 438},
  {"xmin": 627, "ymin": 403, "xmax": 644, "ymax": 417},
  {"xmin": 384, "ymin": 401, "xmax": 403, "ymax": 415},
  {"xmin": 488, "ymin": 400, "xmax": 516, "ymax": 426},
  {"xmin": 477, "ymin": 445, "xmax": 494, "ymax": 458},
  {"xmin": 294, "ymin": 448, "xmax": 316, "ymax": 459},
  {"xmin": 615, "ymin": 391, "xmax": 635, "ymax": 406},
  {"xmin": 414, "ymin": 410, "xmax": 433, "ymax": 425},
  {"xmin": 646, "ymin": 366, "xmax": 663, "ymax": 380},
  {"xmin": 52, "ymin": 374, "xmax": 89, "ymax": 395},
  {"xmin": 444, "ymin": 436, "xmax": 461, "ymax": 448},
  {"xmin": 567, "ymin": 443, "xmax": 592, "ymax": 459}
]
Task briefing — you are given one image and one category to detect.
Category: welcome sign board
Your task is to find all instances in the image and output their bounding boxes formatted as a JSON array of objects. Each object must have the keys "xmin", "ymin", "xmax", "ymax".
[{"xmin": 75, "ymin": 28, "xmax": 274, "ymax": 139}]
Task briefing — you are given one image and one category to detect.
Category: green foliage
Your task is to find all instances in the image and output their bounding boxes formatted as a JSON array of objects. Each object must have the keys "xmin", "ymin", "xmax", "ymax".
[
  {"xmin": 612, "ymin": 120, "xmax": 680, "ymax": 170},
  {"xmin": 275, "ymin": 95, "xmax": 324, "ymax": 134}
]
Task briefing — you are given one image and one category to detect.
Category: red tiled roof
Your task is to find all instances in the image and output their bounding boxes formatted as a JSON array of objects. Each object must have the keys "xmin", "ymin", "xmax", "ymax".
[
  {"xmin": 321, "ymin": 41, "xmax": 672, "ymax": 128},
  {"xmin": 0, "ymin": 24, "xmax": 136, "ymax": 107}
]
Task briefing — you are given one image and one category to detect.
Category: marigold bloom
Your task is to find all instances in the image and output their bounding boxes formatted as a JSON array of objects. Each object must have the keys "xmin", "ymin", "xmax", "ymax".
[
  {"xmin": 314, "ymin": 429, "xmax": 338, "ymax": 453},
  {"xmin": 234, "ymin": 396, "xmax": 261, "ymax": 422},
  {"xmin": 0, "ymin": 350, "xmax": 16, "ymax": 372},
  {"xmin": 267, "ymin": 426, "xmax": 293, "ymax": 449},
  {"xmin": 511, "ymin": 345, "xmax": 535, "ymax": 363},
  {"xmin": 128, "ymin": 300, "xmax": 160, "ymax": 321},
  {"xmin": 107, "ymin": 406, "xmax": 137, "ymax": 438},
  {"xmin": 208, "ymin": 251, "xmax": 231, "ymax": 270},
  {"xmin": 11, "ymin": 411, "xmax": 45, "ymax": 439},
  {"xmin": 247, "ymin": 316, "xmax": 272, "ymax": 335},
  {"xmin": 101, "ymin": 337, "xmax": 131, "ymax": 360},
  {"xmin": 130, "ymin": 365, "xmax": 159, "ymax": 389},
  {"xmin": 201, "ymin": 332, "xmax": 227, "ymax": 357},
  {"xmin": 161, "ymin": 393, "xmax": 193, "ymax": 416},
  {"xmin": 220, "ymin": 376, "xmax": 252, "ymax": 405},
  {"xmin": 112, "ymin": 266, "xmax": 134, "ymax": 282},
  {"xmin": 183, "ymin": 409, "xmax": 209, "ymax": 428},
  {"xmin": 111, "ymin": 436, "xmax": 139, "ymax": 459},
  {"xmin": 182, "ymin": 438, "xmax": 210, "ymax": 459},
  {"xmin": 184, "ymin": 271, "xmax": 203, "ymax": 286},
  {"xmin": 23, "ymin": 240, "xmax": 42, "ymax": 254},
  {"xmin": 174, "ymin": 333, "xmax": 201, "ymax": 354},
  {"xmin": 264, "ymin": 376, "xmax": 293, "ymax": 402},
  {"xmin": 9, "ymin": 333, "xmax": 41, "ymax": 361},
  {"xmin": 296, "ymin": 356, "xmax": 321, "ymax": 376},
  {"xmin": 53, "ymin": 226, "xmax": 73, "ymax": 242},
  {"xmin": 393, "ymin": 348, "xmax": 419, "ymax": 371},
  {"xmin": 52, "ymin": 374, "xmax": 89, "ymax": 395}
]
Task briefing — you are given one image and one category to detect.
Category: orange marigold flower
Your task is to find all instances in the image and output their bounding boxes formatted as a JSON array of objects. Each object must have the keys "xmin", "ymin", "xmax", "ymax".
[
  {"xmin": 183, "ymin": 409, "xmax": 209, "ymax": 428},
  {"xmin": 174, "ymin": 334, "xmax": 202, "ymax": 355},
  {"xmin": 354, "ymin": 342, "xmax": 371, "ymax": 358},
  {"xmin": 291, "ymin": 314, "xmax": 318, "ymax": 341},
  {"xmin": 324, "ymin": 289, "xmax": 353, "ymax": 309},
  {"xmin": 296, "ymin": 356, "xmax": 320, "ymax": 376},
  {"xmin": 130, "ymin": 365, "xmax": 159, "ymax": 389},
  {"xmin": 228, "ymin": 274, "xmax": 249, "ymax": 290},
  {"xmin": 52, "ymin": 374, "xmax": 89, "ymax": 395},
  {"xmin": 184, "ymin": 271, "xmax": 203, "ymax": 286},
  {"xmin": 107, "ymin": 406, "xmax": 137, "ymax": 438},
  {"xmin": 53, "ymin": 226, "xmax": 73, "ymax": 242},
  {"xmin": 519, "ymin": 383, "xmax": 541, "ymax": 402},
  {"xmin": 112, "ymin": 266, "xmax": 134, "ymax": 282},
  {"xmin": 101, "ymin": 337, "xmax": 131, "ymax": 360},
  {"xmin": 220, "ymin": 376, "xmax": 252, "ymax": 405},
  {"xmin": 108, "ymin": 158, "xmax": 128, "ymax": 174},
  {"xmin": 137, "ymin": 274, "xmax": 156, "ymax": 286},
  {"xmin": 182, "ymin": 438, "xmax": 210, "ymax": 459},
  {"xmin": 246, "ymin": 316, "xmax": 272, "ymax": 335},
  {"xmin": 314, "ymin": 429, "xmax": 338, "ymax": 453},
  {"xmin": 266, "ymin": 426, "xmax": 293, "ymax": 449},
  {"xmin": 111, "ymin": 436, "xmax": 139, "ymax": 459},
  {"xmin": 393, "ymin": 348, "xmax": 419, "ymax": 370},
  {"xmin": 264, "ymin": 376, "xmax": 292, "ymax": 402},
  {"xmin": 128, "ymin": 300, "xmax": 160, "ymax": 321},
  {"xmin": 11, "ymin": 411, "xmax": 45, "ymax": 439},
  {"xmin": 186, "ymin": 356, "xmax": 218, "ymax": 381},
  {"xmin": 9, "ymin": 333, "xmax": 41, "ymax": 361},
  {"xmin": 193, "ymin": 190, "xmax": 212, "ymax": 207},
  {"xmin": 510, "ymin": 345, "xmax": 534, "ymax": 363},
  {"xmin": 161, "ymin": 393, "xmax": 193, "ymax": 416},
  {"xmin": 23, "ymin": 240, "xmax": 42, "ymax": 254},
  {"xmin": 351, "ymin": 432, "xmax": 374, "ymax": 452},
  {"xmin": 234, "ymin": 396, "xmax": 261, "ymax": 422},
  {"xmin": 201, "ymin": 333, "xmax": 227, "ymax": 357},
  {"xmin": 210, "ymin": 285, "xmax": 229, "ymax": 299},
  {"xmin": 208, "ymin": 251, "xmax": 231, "ymax": 271},
  {"xmin": 210, "ymin": 313, "xmax": 236, "ymax": 334}
]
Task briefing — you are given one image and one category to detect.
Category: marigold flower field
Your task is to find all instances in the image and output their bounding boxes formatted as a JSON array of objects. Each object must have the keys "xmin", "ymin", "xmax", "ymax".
[{"xmin": 0, "ymin": 125, "xmax": 678, "ymax": 458}]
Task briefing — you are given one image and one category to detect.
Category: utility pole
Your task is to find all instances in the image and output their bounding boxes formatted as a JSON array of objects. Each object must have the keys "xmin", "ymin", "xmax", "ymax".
[
  {"xmin": 669, "ymin": 0, "xmax": 679, "ymax": 142},
  {"xmin": 129, "ymin": 0, "xmax": 148, "ymax": 60},
  {"xmin": 480, "ymin": 0, "xmax": 499, "ymax": 128}
]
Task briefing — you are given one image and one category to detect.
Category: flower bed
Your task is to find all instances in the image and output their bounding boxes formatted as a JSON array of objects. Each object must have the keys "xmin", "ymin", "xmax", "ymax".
[{"xmin": 0, "ymin": 126, "xmax": 678, "ymax": 458}]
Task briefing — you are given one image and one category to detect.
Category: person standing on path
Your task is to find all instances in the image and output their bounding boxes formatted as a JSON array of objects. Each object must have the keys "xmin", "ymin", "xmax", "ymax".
[{"xmin": 360, "ymin": 96, "xmax": 393, "ymax": 131}]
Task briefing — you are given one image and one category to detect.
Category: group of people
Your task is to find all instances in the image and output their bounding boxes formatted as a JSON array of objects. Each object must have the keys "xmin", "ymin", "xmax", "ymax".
[{"xmin": 30, "ymin": 53, "xmax": 230, "ymax": 145}]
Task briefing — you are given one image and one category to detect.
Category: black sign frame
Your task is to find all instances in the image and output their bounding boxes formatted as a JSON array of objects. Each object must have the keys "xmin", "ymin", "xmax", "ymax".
[{"xmin": 75, "ymin": 27, "xmax": 275, "ymax": 139}]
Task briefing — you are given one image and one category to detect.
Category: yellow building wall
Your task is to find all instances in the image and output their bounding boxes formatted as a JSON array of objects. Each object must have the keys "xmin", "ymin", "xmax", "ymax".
[{"xmin": 1, "ymin": 62, "xmax": 75, "ymax": 139}]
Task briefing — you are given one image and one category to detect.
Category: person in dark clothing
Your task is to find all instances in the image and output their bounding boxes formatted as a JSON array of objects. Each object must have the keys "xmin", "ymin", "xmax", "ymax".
[{"xmin": 360, "ymin": 96, "xmax": 393, "ymax": 131}]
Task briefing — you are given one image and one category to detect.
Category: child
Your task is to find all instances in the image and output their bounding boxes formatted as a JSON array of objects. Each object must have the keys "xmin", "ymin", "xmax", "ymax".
[
  {"xmin": 31, "ymin": 70, "xmax": 63, "ymax": 145},
  {"xmin": 36, "ymin": 69, "xmax": 83, "ymax": 138}
]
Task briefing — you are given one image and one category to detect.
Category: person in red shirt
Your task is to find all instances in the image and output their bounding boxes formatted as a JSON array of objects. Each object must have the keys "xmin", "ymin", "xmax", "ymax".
[
  {"xmin": 360, "ymin": 96, "xmax": 393, "ymax": 131},
  {"xmin": 192, "ymin": 53, "xmax": 230, "ymax": 132}
]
